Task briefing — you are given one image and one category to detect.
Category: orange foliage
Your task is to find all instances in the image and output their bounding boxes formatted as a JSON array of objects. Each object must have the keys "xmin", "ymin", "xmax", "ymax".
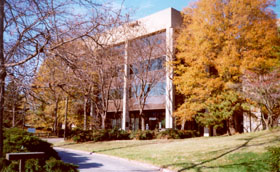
[{"xmin": 174, "ymin": 0, "xmax": 280, "ymax": 122}]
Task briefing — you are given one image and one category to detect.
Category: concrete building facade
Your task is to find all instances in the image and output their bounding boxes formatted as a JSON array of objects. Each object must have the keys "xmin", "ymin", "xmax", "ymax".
[
  {"xmin": 104, "ymin": 8, "xmax": 279, "ymax": 132},
  {"xmin": 105, "ymin": 8, "xmax": 182, "ymax": 130}
]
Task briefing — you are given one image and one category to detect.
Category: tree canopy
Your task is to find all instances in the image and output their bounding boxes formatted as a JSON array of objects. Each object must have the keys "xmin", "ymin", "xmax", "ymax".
[{"xmin": 174, "ymin": 0, "xmax": 280, "ymax": 128}]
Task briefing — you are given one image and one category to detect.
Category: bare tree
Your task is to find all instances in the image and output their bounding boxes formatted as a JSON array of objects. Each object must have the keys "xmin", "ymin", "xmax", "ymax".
[
  {"xmin": 110, "ymin": 67, "xmax": 125, "ymax": 128},
  {"xmin": 128, "ymin": 32, "xmax": 166, "ymax": 130},
  {"xmin": 0, "ymin": 0, "xmax": 129, "ymax": 156},
  {"xmin": 88, "ymin": 43, "xmax": 126, "ymax": 129},
  {"xmin": 242, "ymin": 69, "xmax": 280, "ymax": 129}
]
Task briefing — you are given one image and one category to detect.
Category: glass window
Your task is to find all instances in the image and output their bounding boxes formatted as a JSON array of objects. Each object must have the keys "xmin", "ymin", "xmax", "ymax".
[
  {"xmin": 149, "ymin": 56, "xmax": 165, "ymax": 71},
  {"xmin": 149, "ymin": 82, "xmax": 166, "ymax": 96},
  {"xmin": 108, "ymin": 44, "xmax": 125, "ymax": 57},
  {"xmin": 129, "ymin": 82, "xmax": 166, "ymax": 98},
  {"xmin": 130, "ymin": 56, "xmax": 165, "ymax": 75}
]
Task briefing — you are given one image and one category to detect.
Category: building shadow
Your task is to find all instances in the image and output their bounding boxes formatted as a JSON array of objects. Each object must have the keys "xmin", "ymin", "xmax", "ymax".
[
  {"xmin": 55, "ymin": 149, "xmax": 103, "ymax": 170},
  {"xmin": 92, "ymin": 139, "xmax": 177, "ymax": 153}
]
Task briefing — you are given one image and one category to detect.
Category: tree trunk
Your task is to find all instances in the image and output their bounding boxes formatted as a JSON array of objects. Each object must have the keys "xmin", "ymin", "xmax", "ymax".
[
  {"xmin": 181, "ymin": 119, "xmax": 186, "ymax": 130},
  {"xmin": 0, "ymin": 71, "xmax": 5, "ymax": 157},
  {"xmin": 90, "ymin": 98, "xmax": 94, "ymax": 130},
  {"xmin": 141, "ymin": 116, "xmax": 145, "ymax": 131},
  {"xmin": 64, "ymin": 96, "xmax": 68, "ymax": 140},
  {"xmin": 273, "ymin": 115, "xmax": 279, "ymax": 127},
  {"xmin": 101, "ymin": 114, "xmax": 106, "ymax": 129},
  {"xmin": 261, "ymin": 113, "xmax": 269, "ymax": 130},
  {"xmin": 268, "ymin": 113, "xmax": 273, "ymax": 129},
  {"xmin": 226, "ymin": 120, "xmax": 231, "ymax": 136},
  {"xmin": 139, "ymin": 108, "xmax": 145, "ymax": 131},
  {"xmin": 22, "ymin": 101, "xmax": 26, "ymax": 129},
  {"xmin": 53, "ymin": 98, "xmax": 59, "ymax": 135},
  {"xmin": 12, "ymin": 101, "xmax": 15, "ymax": 127},
  {"xmin": 249, "ymin": 114, "xmax": 252, "ymax": 132},
  {"xmin": 0, "ymin": 0, "xmax": 6, "ymax": 157},
  {"xmin": 83, "ymin": 96, "xmax": 88, "ymax": 130}
]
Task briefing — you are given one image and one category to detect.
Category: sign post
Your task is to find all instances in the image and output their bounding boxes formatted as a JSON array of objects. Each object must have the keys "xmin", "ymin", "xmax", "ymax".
[{"xmin": 6, "ymin": 152, "xmax": 45, "ymax": 172}]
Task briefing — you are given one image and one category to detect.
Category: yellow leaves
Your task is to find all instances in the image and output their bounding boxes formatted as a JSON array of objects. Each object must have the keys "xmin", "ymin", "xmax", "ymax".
[
  {"xmin": 175, "ymin": 101, "xmax": 204, "ymax": 121},
  {"xmin": 174, "ymin": 0, "xmax": 280, "ymax": 122},
  {"xmin": 242, "ymin": 55, "xmax": 279, "ymax": 74}
]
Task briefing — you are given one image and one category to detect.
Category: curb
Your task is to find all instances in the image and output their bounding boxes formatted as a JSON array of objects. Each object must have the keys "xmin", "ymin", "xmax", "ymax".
[{"xmin": 54, "ymin": 147, "xmax": 175, "ymax": 172}]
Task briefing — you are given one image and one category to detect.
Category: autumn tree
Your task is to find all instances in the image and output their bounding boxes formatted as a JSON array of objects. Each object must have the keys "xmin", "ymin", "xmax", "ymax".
[
  {"xmin": 30, "ymin": 54, "xmax": 86, "ymax": 133},
  {"xmin": 174, "ymin": 0, "xmax": 280, "ymax": 130},
  {"xmin": 49, "ymin": 36, "xmax": 126, "ymax": 130},
  {"xmin": 47, "ymin": 40, "xmax": 94, "ymax": 131},
  {"xmin": 31, "ymin": 56, "xmax": 66, "ymax": 133}
]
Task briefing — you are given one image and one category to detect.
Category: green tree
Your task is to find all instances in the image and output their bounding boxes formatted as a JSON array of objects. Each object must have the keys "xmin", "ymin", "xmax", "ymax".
[
  {"xmin": 196, "ymin": 91, "xmax": 249, "ymax": 134},
  {"xmin": 4, "ymin": 81, "xmax": 24, "ymax": 128}
]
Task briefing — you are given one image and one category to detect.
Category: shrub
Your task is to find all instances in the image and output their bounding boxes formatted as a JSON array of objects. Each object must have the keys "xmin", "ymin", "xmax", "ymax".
[
  {"xmin": 68, "ymin": 128, "xmax": 94, "ymax": 142},
  {"xmin": 267, "ymin": 146, "xmax": 280, "ymax": 172},
  {"xmin": 44, "ymin": 158, "xmax": 78, "ymax": 172},
  {"xmin": 70, "ymin": 128, "xmax": 130, "ymax": 142},
  {"xmin": 70, "ymin": 128, "xmax": 198, "ymax": 142},
  {"xmin": 108, "ymin": 128, "xmax": 130, "ymax": 140},
  {"xmin": 0, "ymin": 158, "xmax": 16, "ymax": 172},
  {"xmin": 3, "ymin": 128, "xmax": 59, "ymax": 159},
  {"xmin": 156, "ymin": 129, "xmax": 198, "ymax": 139},
  {"xmin": 178, "ymin": 130, "xmax": 199, "ymax": 138},
  {"xmin": 72, "ymin": 130, "xmax": 93, "ymax": 143},
  {"xmin": 92, "ymin": 128, "xmax": 130, "ymax": 142},
  {"xmin": 68, "ymin": 128, "xmax": 85, "ymax": 138},
  {"xmin": 25, "ymin": 159, "xmax": 44, "ymax": 172},
  {"xmin": 92, "ymin": 129, "xmax": 109, "ymax": 142},
  {"xmin": 129, "ymin": 130, "xmax": 155, "ymax": 140},
  {"xmin": 156, "ymin": 129, "xmax": 180, "ymax": 139},
  {"xmin": 1, "ymin": 128, "xmax": 78, "ymax": 172}
]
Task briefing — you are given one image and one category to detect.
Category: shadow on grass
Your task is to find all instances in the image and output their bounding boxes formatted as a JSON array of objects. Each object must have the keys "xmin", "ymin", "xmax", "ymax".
[
  {"xmin": 163, "ymin": 134, "xmax": 276, "ymax": 172},
  {"xmin": 205, "ymin": 152, "xmax": 269, "ymax": 172},
  {"xmin": 91, "ymin": 140, "xmax": 176, "ymax": 153},
  {"xmin": 195, "ymin": 159, "xmax": 268, "ymax": 172},
  {"xmin": 57, "ymin": 142, "xmax": 78, "ymax": 147},
  {"xmin": 57, "ymin": 139, "xmax": 178, "ymax": 154}
]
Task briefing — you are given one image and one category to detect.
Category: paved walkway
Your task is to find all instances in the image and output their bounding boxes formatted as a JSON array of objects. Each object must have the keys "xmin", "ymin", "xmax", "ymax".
[
  {"xmin": 42, "ymin": 138, "xmax": 64, "ymax": 144},
  {"xmin": 54, "ymin": 147, "xmax": 163, "ymax": 172}
]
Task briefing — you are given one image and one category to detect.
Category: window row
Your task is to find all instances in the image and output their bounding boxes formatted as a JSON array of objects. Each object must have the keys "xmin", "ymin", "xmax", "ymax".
[
  {"xmin": 110, "ymin": 56, "xmax": 166, "ymax": 77},
  {"xmin": 108, "ymin": 82, "xmax": 166, "ymax": 100},
  {"xmin": 130, "ymin": 56, "xmax": 166, "ymax": 75}
]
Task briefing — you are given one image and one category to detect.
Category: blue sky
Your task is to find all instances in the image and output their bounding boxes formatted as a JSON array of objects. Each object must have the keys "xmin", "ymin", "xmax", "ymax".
[{"xmin": 117, "ymin": 0, "xmax": 280, "ymax": 20}]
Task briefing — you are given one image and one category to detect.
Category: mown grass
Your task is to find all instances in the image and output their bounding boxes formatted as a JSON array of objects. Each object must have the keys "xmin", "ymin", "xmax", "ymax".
[{"xmin": 54, "ymin": 128, "xmax": 280, "ymax": 171}]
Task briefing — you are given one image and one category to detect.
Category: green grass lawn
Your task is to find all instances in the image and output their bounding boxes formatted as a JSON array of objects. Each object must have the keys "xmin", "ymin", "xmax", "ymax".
[{"xmin": 54, "ymin": 128, "xmax": 280, "ymax": 172}]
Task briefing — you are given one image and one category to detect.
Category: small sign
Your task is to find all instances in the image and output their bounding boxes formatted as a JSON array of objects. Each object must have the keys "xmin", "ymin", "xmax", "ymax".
[
  {"xmin": 27, "ymin": 128, "xmax": 36, "ymax": 133},
  {"xmin": 149, "ymin": 117, "xmax": 157, "ymax": 120},
  {"xmin": 203, "ymin": 127, "xmax": 209, "ymax": 137}
]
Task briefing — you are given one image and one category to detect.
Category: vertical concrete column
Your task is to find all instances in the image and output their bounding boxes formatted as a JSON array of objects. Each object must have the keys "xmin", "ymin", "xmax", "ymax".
[
  {"xmin": 122, "ymin": 41, "xmax": 129, "ymax": 130},
  {"xmin": 165, "ymin": 27, "xmax": 174, "ymax": 129}
]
